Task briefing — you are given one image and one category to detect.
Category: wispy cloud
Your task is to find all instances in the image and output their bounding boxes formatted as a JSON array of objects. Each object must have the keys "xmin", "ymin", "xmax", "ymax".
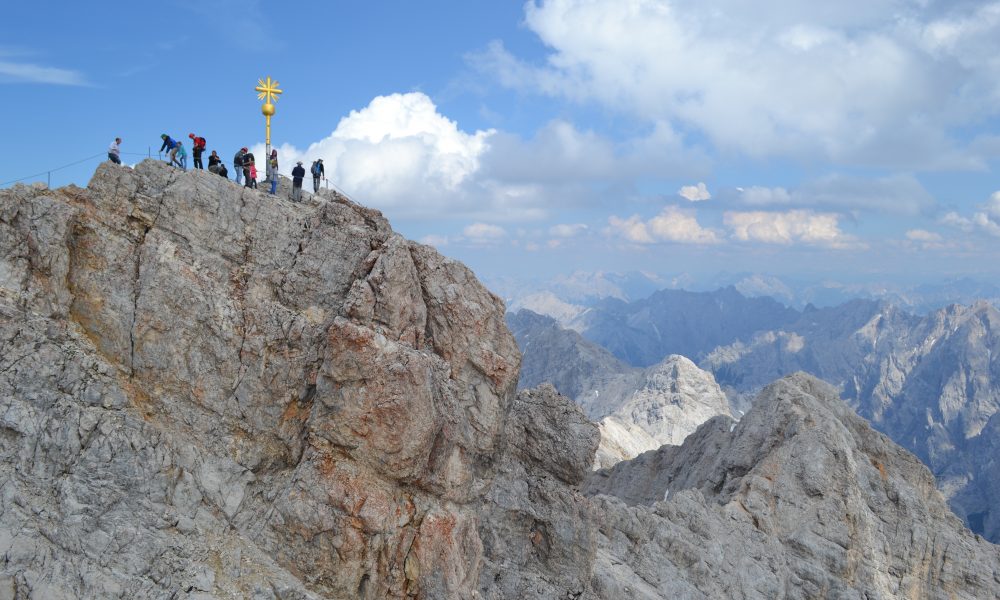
[{"xmin": 0, "ymin": 60, "xmax": 89, "ymax": 86}]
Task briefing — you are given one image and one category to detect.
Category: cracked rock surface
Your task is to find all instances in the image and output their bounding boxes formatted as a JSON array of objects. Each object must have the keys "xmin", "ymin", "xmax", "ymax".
[
  {"xmin": 584, "ymin": 374, "xmax": 1000, "ymax": 599},
  {"xmin": 3, "ymin": 162, "xmax": 999, "ymax": 599},
  {"xmin": 0, "ymin": 161, "xmax": 547, "ymax": 599}
]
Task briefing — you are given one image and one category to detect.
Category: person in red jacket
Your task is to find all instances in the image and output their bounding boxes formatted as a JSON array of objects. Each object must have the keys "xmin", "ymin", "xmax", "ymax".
[{"xmin": 188, "ymin": 133, "xmax": 207, "ymax": 169}]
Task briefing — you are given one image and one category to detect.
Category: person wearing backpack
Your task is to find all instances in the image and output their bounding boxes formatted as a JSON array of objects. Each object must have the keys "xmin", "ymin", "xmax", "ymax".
[
  {"xmin": 310, "ymin": 159, "xmax": 325, "ymax": 192},
  {"xmin": 188, "ymin": 133, "xmax": 207, "ymax": 169},
  {"xmin": 233, "ymin": 148, "xmax": 246, "ymax": 184},
  {"xmin": 218, "ymin": 163, "xmax": 228, "ymax": 178},
  {"xmin": 291, "ymin": 161, "xmax": 306, "ymax": 202}
]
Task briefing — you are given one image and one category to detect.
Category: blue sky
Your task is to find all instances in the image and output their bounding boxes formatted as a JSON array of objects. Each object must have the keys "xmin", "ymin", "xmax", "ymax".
[{"xmin": 7, "ymin": 0, "xmax": 1000, "ymax": 289}]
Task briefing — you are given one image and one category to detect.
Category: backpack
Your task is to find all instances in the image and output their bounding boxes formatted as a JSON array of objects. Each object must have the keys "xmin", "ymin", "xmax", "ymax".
[
  {"xmin": 195, "ymin": 137, "xmax": 206, "ymax": 150},
  {"xmin": 311, "ymin": 161, "xmax": 320, "ymax": 176}
]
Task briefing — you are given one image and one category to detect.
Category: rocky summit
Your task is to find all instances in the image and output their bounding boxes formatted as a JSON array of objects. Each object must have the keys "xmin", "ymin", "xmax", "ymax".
[{"xmin": 1, "ymin": 162, "xmax": 999, "ymax": 599}]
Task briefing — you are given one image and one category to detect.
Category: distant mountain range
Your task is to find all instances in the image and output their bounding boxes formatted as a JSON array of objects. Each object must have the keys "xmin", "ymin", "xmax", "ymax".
[
  {"xmin": 490, "ymin": 269, "xmax": 1000, "ymax": 319},
  {"xmin": 509, "ymin": 285, "xmax": 1000, "ymax": 544}
]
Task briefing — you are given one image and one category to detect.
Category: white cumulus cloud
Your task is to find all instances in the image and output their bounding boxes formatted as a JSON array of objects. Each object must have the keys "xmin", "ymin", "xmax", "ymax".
[
  {"xmin": 607, "ymin": 206, "xmax": 720, "ymax": 244},
  {"xmin": 724, "ymin": 210, "xmax": 861, "ymax": 248},
  {"xmin": 252, "ymin": 92, "xmax": 498, "ymax": 218},
  {"xmin": 678, "ymin": 182, "xmax": 711, "ymax": 202},
  {"xmin": 476, "ymin": 0, "xmax": 1000, "ymax": 167}
]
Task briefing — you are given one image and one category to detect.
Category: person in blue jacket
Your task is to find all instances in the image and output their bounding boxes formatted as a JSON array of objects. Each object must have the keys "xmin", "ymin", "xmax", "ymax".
[{"xmin": 159, "ymin": 134, "xmax": 177, "ymax": 156}]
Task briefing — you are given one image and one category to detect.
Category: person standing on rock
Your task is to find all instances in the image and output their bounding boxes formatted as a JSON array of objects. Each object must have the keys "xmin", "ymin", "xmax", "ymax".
[
  {"xmin": 268, "ymin": 150, "xmax": 279, "ymax": 195},
  {"xmin": 244, "ymin": 150, "xmax": 256, "ymax": 189},
  {"xmin": 207, "ymin": 150, "xmax": 221, "ymax": 174},
  {"xmin": 107, "ymin": 137, "xmax": 122, "ymax": 164},
  {"xmin": 172, "ymin": 141, "xmax": 187, "ymax": 170},
  {"xmin": 188, "ymin": 133, "xmax": 207, "ymax": 169},
  {"xmin": 233, "ymin": 148, "xmax": 246, "ymax": 184},
  {"xmin": 291, "ymin": 161, "xmax": 306, "ymax": 202},
  {"xmin": 311, "ymin": 159, "xmax": 325, "ymax": 193}
]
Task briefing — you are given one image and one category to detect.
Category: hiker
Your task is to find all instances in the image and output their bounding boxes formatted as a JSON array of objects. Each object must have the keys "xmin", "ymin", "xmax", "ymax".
[
  {"xmin": 207, "ymin": 150, "xmax": 221, "ymax": 174},
  {"xmin": 233, "ymin": 148, "xmax": 246, "ymax": 184},
  {"xmin": 268, "ymin": 150, "xmax": 279, "ymax": 195},
  {"xmin": 108, "ymin": 137, "xmax": 122, "ymax": 164},
  {"xmin": 243, "ymin": 150, "xmax": 256, "ymax": 188},
  {"xmin": 159, "ymin": 134, "xmax": 178, "ymax": 161},
  {"xmin": 311, "ymin": 158, "xmax": 325, "ymax": 192},
  {"xmin": 189, "ymin": 133, "xmax": 207, "ymax": 169},
  {"xmin": 218, "ymin": 163, "xmax": 228, "ymax": 178},
  {"xmin": 291, "ymin": 161, "xmax": 306, "ymax": 202},
  {"xmin": 172, "ymin": 141, "xmax": 187, "ymax": 170}
]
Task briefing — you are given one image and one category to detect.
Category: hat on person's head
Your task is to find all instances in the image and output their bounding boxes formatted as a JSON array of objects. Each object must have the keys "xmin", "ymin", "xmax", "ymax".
[
  {"xmin": 189, "ymin": 133, "xmax": 195, "ymax": 138},
  {"xmin": 241, "ymin": 147, "xmax": 248, "ymax": 152},
  {"xmin": 317, "ymin": 158, "xmax": 323, "ymax": 162},
  {"xmin": 297, "ymin": 161, "xmax": 303, "ymax": 165}
]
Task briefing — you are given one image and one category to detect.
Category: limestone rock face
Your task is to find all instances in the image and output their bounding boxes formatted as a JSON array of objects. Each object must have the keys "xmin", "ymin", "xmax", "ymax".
[
  {"xmin": 5, "ymin": 163, "xmax": 1000, "ymax": 600},
  {"xmin": 477, "ymin": 384, "xmax": 599, "ymax": 599},
  {"xmin": 594, "ymin": 356, "xmax": 731, "ymax": 469},
  {"xmin": 585, "ymin": 374, "xmax": 1000, "ymax": 599},
  {"xmin": 508, "ymin": 311, "xmax": 731, "ymax": 469},
  {"xmin": 705, "ymin": 300, "xmax": 1000, "ymax": 541},
  {"xmin": 0, "ymin": 161, "xmax": 522, "ymax": 599}
]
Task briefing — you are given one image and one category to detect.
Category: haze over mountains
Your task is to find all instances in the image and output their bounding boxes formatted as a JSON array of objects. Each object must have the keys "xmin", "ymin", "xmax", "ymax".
[
  {"xmin": 493, "ymin": 270, "xmax": 1000, "ymax": 318},
  {"xmin": 508, "ymin": 283, "xmax": 1000, "ymax": 544}
]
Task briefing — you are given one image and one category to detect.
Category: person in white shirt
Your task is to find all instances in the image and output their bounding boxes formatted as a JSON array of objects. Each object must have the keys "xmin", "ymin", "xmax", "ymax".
[{"xmin": 108, "ymin": 138, "xmax": 122, "ymax": 164}]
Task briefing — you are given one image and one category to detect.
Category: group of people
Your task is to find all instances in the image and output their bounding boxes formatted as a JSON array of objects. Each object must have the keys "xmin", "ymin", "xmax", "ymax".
[{"xmin": 107, "ymin": 135, "xmax": 329, "ymax": 202}]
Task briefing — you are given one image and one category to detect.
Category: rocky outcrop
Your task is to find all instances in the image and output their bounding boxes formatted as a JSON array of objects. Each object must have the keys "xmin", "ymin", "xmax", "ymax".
[
  {"xmin": 585, "ymin": 374, "xmax": 1000, "ymax": 599},
  {"xmin": 0, "ymin": 161, "xmax": 524, "ymax": 598},
  {"xmin": 704, "ymin": 300, "xmax": 1000, "ymax": 542},
  {"xmin": 477, "ymin": 384, "xmax": 599, "ymax": 599},
  {"xmin": 4, "ymin": 163, "xmax": 999, "ymax": 599}
]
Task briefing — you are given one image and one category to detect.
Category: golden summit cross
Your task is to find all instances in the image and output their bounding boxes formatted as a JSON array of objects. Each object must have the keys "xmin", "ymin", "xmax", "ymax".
[
  {"xmin": 256, "ymin": 76, "xmax": 282, "ymax": 105},
  {"xmin": 255, "ymin": 76, "xmax": 283, "ymax": 157}
]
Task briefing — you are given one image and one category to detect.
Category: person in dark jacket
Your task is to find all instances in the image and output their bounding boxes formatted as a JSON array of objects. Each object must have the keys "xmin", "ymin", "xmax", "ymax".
[
  {"xmin": 233, "ymin": 148, "xmax": 246, "ymax": 184},
  {"xmin": 207, "ymin": 150, "xmax": 221, "ymax": 174},
  {"xmin": 311, "ymin": 158, "xmax": 325, "ymax": 192},
  {"xmin": 291, "ymin": 161, "xmax": 306, "ymax": 202},
  {"xmin": 218, "ymin": 163, "xmax": 228, "ymax": 178},
  {"xmin": 243, "ymin": 151, "xmax": 256, "ymax": 189}
]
